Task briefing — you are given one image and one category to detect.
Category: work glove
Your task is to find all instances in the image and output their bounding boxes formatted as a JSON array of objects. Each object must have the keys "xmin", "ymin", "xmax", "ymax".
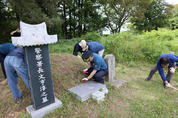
[
  {"xmin": 166, "ymin": 83, "xmax": 171, "ymax": 87},
  {"xmin": 82, "ymin": 78, "xmax": 88, "ymax": 81},
  {"xmin": 82, "ymin": 68, "xmax": 88, "ymax": 74},
  {"xmin": 169, "ymin": 67, "xmax": 175, "ymax": 74},
  {"xmin": 77, "ymin": 55, "xmax": 81, "ymax": 58}
]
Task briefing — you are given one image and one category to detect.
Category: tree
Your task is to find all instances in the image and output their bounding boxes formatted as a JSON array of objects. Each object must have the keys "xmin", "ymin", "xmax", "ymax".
[
  {"xmin": 58, "ymin": 0, "xmax": 107, "ymax": 38},
  {"xmin": 0, "ymin": 0, "xmax": 14, "ymax": 43},
  {"xmin": 6, "ymin": 0, "xmax": 63, "ymax": 29},
  {"xmin": 169, "ymin": 4, "xmax": 178, "ymax": 30},
  {"xmin": 99, "ymin": 0, "xmax": 150, "ymax": 34},
  {"xmin": 132, "ymin": 0, "xmax": 173, "ymax": 32}
]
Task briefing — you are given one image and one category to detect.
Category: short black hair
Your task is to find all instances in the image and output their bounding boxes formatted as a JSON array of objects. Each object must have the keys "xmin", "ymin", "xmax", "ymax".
[{"xmin": 160, "ymin": 57, "xmax": 170, "ymax": 65}]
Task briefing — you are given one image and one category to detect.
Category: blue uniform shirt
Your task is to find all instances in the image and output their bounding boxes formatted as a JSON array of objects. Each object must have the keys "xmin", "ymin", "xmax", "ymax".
[
  {"xmin": 0, "ymin": 43, "xmax": 16, "ymax": 55},
  {"xmin": 88, "ymin": 42, "xmax": 104, "ymax": 53},
  {"xmin": 90, "ymin": 53, "xmax": 107, "ymax": 71},
  {"xmin": 157, "ymin": 54, "xmax": 178, "ymax": 81}
]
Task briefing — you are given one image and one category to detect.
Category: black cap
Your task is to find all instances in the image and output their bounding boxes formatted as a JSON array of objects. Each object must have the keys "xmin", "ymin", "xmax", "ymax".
[{"xmin": 82, "ymin": 50, "xmax": 93, "ymax": 62}]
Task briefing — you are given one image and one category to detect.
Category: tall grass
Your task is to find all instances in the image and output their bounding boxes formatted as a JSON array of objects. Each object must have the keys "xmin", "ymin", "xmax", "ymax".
[
  {"xmin": 49, "ymin": 29, "xmax": 178, "ymax": 63},
  {"xmin": 102, "ymin": 29, "xmax": 178, "ymax": 63}
]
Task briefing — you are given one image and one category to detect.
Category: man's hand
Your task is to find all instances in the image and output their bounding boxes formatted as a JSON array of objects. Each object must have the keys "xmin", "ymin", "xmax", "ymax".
[
  {"xmin": 166, "ymin": 83, "xmax": 171, "ymax": 87},
  {"xmin": 82, "ymin": 78, "xmax": 88, "ymax": 81},
  {"xmin": 169, "ymin": 67, "xmax": 175, "ymax": 74},
  {"xmin": 82, "ymin": 68, "xmax": 88, "ymax": 74}
]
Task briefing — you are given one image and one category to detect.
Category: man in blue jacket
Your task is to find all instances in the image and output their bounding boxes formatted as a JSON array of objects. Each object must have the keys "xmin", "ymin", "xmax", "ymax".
[
  {"xmin": 73, "ymin": 40, "xmax": 104, "ymax": 58},
  {"xmin": 81, "ymin": 50, "xmax": 108, "ymax": 84},
  {"xmin": 145, "ymin": 54, "xmax": 178, "ymax": 88},
  {"xmin": 4, "ymin": 47, "xmax": 30, "ymax": 104},
  {"xmin": 0, "ymin": 43, "xmax": 16, "ymax": 79}
]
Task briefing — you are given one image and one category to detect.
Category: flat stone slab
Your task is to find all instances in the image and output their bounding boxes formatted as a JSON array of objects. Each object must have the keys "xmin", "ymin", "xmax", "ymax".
[
  {"xmin": 68, "ymin": 81, "xmax": 106, "ymax": 102},
  {"xmin": 26, "ymin": 97, "xmax": 62, "ymax": 118}
]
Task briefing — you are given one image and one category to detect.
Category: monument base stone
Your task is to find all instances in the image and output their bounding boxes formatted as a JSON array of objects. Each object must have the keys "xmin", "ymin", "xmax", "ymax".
[
  {"xmin": 26, "ymin": 98, "xmax": 62, "ymax": 118},
  {"xmin": 105, "ymin": 78, "xmax": 126, "ymax": 88}
]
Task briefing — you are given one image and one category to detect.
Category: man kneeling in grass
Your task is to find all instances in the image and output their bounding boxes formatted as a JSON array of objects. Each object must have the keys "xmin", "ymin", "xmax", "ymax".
[
  {"xmin": 81, "ymin": 50, "xmax": 108, "ymax": 84},
  {"xmin": 145, "ymin": 54, "xmax": 178, "ymax": 88}
]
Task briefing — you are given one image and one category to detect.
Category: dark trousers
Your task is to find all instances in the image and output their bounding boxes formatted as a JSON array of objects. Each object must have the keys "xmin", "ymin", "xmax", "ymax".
[
  {"xmin": 147, "ymin": 63, "xmax": 176, "ymax": 84},
  {"xmin": 87, "ymin": 67, "xmax": 108, "ymax": 84},
  {"xmin": 0, "ymin": 53, "xmax": 6, "ymax": 78}
]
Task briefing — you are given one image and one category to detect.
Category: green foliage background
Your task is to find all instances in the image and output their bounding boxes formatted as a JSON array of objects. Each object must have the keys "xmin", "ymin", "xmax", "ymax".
[
  {"xmin": 101, "ymin": 29, "xmax": 178, "ymax": 63},
  {"xmin": 50, "ymin": 29, "xmax": 178, "ymax": 63}
]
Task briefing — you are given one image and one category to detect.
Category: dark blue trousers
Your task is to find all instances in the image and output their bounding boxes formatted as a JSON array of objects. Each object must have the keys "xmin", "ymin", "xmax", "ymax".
[
  {"xmin": 0, "ymin": 53, "xmax": 6, "ymax": 78},
  {"xmin": 87, "ymin": 67, "xmax": 108, "ymax": 84}
]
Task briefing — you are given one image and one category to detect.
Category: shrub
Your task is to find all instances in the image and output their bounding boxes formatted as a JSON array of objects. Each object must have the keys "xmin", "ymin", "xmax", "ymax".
[{"xmin": 80, "ymin": 32, "xmax": 101, "ymax": 42}]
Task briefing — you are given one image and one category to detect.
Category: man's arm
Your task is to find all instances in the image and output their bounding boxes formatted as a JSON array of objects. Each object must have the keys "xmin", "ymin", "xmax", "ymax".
[
  {"xmin": 157, "ymin": 63, "xmax": 167, "ymax": 81},
  {"xmin": 10, "ymin": 28, "xmax": 20, "ymax": 35},
  {"xmin": 87, "ymin": 70, "xmax": 97, "ymax": 80}
]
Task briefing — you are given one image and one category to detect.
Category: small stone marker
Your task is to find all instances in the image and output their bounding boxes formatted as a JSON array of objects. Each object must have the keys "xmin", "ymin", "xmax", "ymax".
[
  {"xmin": 91, "ymin": 91, "xmax": 105, "ymax": 103},
  {"xmin": 68, "ymin": 81, "xmax": 107, "ymax": 102},
  {"xmin": 104, "ymin": 54, "xmax": 116, "ymax": 82},
  {"xmin": 104, "ymin": 54, "xmax": 126, "ymax": 88}
]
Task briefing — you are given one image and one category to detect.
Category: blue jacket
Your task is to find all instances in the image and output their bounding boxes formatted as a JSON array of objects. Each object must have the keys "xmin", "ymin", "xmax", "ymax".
[
  {"xmin": 73, "ymin": 41, "xmax": 83, "ymax": 56},
  {"xmin": 88, "ymin": 42, "xmax": 104, "ymax": 53},
  {"xmin": 0, "ymin": 43, "xmax": 16, "ymax": 55},
  {"xmin": 0, "ymin": 43, "xmax": 16, "ymax": 78},
  {"xmin": 157, "ymin": 54, "xmax": 178, "ymax": 81}
]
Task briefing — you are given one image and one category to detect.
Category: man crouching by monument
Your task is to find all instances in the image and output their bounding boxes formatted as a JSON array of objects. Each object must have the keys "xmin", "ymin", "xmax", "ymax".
[
  {"xmin": 4, "ymin": 47, "xmax": 30, "ymax": 104},
  {"xmin": 145, "ymin": 54, "xmax": 178, "ymax": 88},
  {"xmin": 81, "ymin": 50, "xmax": 108, "ymax": 84}
]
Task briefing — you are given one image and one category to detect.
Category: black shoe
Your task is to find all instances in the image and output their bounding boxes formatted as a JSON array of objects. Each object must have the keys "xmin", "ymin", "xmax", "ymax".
[
  {"xmin": 145, "ymin": 78, "xmax": 151, "ymax": 81},
  {"xmin": 16, "ymin": 97, "xmax": 23, "ymax": 104},
  {"xmin": 16, "ymin": 92, "xmax": 24, "ymax": 104}
]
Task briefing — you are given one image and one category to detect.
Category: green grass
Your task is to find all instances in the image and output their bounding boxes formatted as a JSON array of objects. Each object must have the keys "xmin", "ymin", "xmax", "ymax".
[
  {"xmin": 1, "ymin": 30, "xmax": 178, "ymax": 117},
  {"xmin": 18, "ymin": 61, "xmax": 178, "ymax": 118}
]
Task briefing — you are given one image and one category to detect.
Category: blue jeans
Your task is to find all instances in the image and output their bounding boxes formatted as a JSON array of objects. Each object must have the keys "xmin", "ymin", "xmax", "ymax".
[{"xmin": 4, "ymin": 56, "xmax": 30, "ymax": 99}]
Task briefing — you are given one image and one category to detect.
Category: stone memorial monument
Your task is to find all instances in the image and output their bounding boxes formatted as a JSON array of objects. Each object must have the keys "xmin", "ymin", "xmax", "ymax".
[{"xmin": 11, "ymin": 21, "xmax": 62, "ymax": 118}]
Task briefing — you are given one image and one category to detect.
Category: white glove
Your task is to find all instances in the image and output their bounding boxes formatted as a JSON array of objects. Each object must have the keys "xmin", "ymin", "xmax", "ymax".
[
  {"xmin": 77, "ymin": 55, "xmax": 81, "ymax": 58},
  {"xmin": 82, "ymin": 68, "xmax": 88, "ymax": 74},
  {"xmin": 169, "ymin": 67, "xmax": 175, "ymax": 74},
  {"xmin": 82, "ymin": 78, "xmax": 88, "ymax": 81},
  {"xmin": 166, "ymin": 83, "xmax": 171, "ymax": 87}
]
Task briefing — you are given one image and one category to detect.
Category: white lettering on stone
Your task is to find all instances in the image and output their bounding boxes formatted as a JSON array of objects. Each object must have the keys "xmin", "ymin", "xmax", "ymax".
[
  {"xmin": 35, "ymin": 48, "xmax": 42, "ymax": 54},
  {"xmin": 41, "ymin": 92, "xmax": 48, "ymax": 97},
  {"xmin": 37, "ymin": 61, "xmax": 43, "ymax": 67},
  {"xmin": 38, "ymin": 74, "xmax": 45, "ymax": 80},
  {"xmin": 37, "ymin": 67, "xmax": 44, "ymax": 74},
  {"xmin": 42, "ymin": 96, "xmax": 48, "ymax": 103},
  {"xmin": 35, "ymin": 54, "xmax": 43, "ymax": 60},
  {"xmin": 40, "ymin": 85, "xmax": 47, "ymax": 92},
  {"xmin": 39, "ymin": 79, "xmax": 46, "ymax": 86}
]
